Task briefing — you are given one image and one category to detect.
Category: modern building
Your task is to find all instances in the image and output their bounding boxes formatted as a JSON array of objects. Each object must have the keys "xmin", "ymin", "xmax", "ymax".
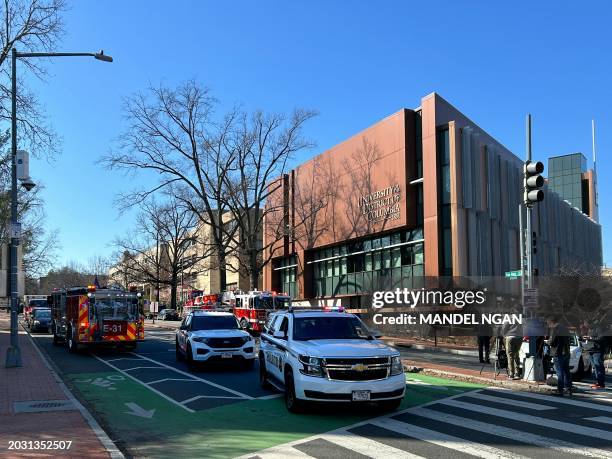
[
  {"xmin": 548, "ymin": 152, "xmax": 598, "ymax": 221},
  {"xmin": 263, "ymin": 93, "xmax": 603, "ymax": 308}
]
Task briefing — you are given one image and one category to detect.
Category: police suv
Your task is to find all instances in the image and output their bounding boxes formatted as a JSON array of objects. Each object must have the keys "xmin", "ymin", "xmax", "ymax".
[
  {"xmin": 176, "ymin": 311, "xmax": 256, "ymax": 368},
  {"xmin": 259, "ymin": 309, "xmax": 405, "ymax": 412}
]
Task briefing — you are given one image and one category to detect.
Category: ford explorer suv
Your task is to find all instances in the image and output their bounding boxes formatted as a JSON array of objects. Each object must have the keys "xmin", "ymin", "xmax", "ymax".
[
  {"xmin": 259, "ymin": 309, "xmax": 405, "ymax": 412},
  {"xmin": 176, "ymin": 311, "xmax": 256, "ymax": 368}
]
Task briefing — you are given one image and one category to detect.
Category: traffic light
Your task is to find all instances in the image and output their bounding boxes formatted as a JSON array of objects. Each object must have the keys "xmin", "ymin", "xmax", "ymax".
[{"xmin": 523, "ymin": 160, "xmax": 544, "ymax": 206}]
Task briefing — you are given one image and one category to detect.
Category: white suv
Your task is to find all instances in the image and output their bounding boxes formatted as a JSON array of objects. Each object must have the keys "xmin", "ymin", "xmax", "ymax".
[
  {"xmin": 259, "ymin": 310, "xmax": 405, "ymax": 412},
  {"xmin": 176, "ymin": 311, "xmax": 256, "ymax": 368}
]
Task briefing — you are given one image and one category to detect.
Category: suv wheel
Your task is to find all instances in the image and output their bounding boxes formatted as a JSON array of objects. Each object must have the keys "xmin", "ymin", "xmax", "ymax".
[
  {"xmin": 284, "ymin": 369, "xmax": 305, "ymax": 413},
  {"xmin": 259, "ymin": 355, "xmax": 271, "ymax": 389},
  {"xmin": 186, "ymin": 343, "xmax": 195, "ymax": 369},
  {"xmin": 176, "ymin": 339, "xmax": 184, "ymax": 361},
  {"xmin": 574, "ymin": 358, "xmax": 586, "ymax": 381}
]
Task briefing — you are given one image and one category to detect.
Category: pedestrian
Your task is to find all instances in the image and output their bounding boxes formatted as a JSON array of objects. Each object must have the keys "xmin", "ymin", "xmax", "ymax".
[
  {"xmin": 502, "ymin": 316, "xmax": 523, "ymax": 380},
  {"xmin": 583, "ymin": 311, "xmax": 610, "ymax": 390},
  {"xmin": 547, "ymin": 316, "xmax": 572, "ymax": 396},
  {"xmin": 477, "ymin": 318, "xmax": 492, "ymax": 364}
]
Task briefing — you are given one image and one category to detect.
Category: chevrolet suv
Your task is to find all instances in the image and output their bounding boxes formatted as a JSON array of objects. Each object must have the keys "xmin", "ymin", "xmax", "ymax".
[
  {"xmin": 259, "ymin": 310, "xmax": 405, "ymax": 412},
  {"xmin": 176, "ymin": 311, "xmax": 256, "ymax": 368}
]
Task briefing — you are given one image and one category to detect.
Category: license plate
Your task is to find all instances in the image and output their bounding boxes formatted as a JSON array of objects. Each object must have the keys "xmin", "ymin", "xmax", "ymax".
[
  {"xmin": 352, "ymin": 390, "xmax": 371, "ymax": 401},
  {"xmin": 221, "ymin": 353, "xmax": 232, "ymax": 359}
]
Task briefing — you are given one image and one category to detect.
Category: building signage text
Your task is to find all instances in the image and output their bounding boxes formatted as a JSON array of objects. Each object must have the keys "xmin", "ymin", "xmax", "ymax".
[{"xmin": 359, "ymin": 184, "xmax": 401, "ymax": 222}]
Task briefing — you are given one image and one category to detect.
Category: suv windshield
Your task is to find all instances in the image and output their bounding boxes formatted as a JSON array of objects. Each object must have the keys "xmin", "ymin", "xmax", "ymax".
[
  {"xmin": 255, "ymin": 297, "xmax": 275, "ymax": 310},
  {"xmin": 34, "ymin": 309, "xmax": 50, "ymax": 318},
  {"xmin": 29, "ymin": 299, "xmax": 47, "ymax": 308},
  {"xmin": 192, "ymin": 315, "xmax": 239, "ymax": 331},
  {"xmin": 293, "ymin": 316, "xmax": 371, "ymax": 341},
  {"xmin": 94, "ymin": 296, "xmax": 138, "ymax": 320}
]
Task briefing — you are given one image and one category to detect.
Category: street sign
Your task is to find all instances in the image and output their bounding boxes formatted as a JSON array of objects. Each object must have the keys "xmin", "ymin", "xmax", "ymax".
[{"xmin": 505, "ymin": 270, "xmax": 522, "ymax": 278}]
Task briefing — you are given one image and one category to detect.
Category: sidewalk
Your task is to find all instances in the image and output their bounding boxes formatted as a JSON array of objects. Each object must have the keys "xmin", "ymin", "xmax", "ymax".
[{"xmin": 0, "ymin": 312, "xmax": 121, "ymax": 458}]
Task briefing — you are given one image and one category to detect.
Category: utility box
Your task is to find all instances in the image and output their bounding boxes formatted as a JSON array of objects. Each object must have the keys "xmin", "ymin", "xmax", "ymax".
[{"xmin": 16, "ymin": 150, "xmax": 29, "ymax": 181}]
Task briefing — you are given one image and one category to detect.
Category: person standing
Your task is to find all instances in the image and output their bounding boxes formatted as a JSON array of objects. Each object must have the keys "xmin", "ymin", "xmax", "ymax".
[
  {"xmin": 547, "ymin": 316, "xmax": 572, "ymax": 396},
  {"xmin": 477, "ymin": 318, "xmax": 492, "ymax": 364},
  {"xmin": 502, "ymin": 317, "xmax": 523, "ymax": 380},
  {"xmin": 584, "ymin": 312, "xmax": 609, "ymax": 389}
]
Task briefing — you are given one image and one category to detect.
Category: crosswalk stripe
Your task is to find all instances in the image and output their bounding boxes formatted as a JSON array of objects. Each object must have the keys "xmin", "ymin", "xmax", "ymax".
[
  {"xmin": 441, "ymin": 398, "xmax": 612, "ymax": 441},
  {"xmin": 411, "ymin": 406, "xmax": 612, "ymax": 458},
  {"xmin": 472, "ymin": 393, "xmax": 555, "ymax": 410},
  {"xmin": 585, "ymin": 416, "xmax": 612, "ymax": 426},
  {"xmin": 318, "ymin": 430, "xmax": 426, "ymax": 459},
  {"xmin": 243, "ymin": 445, "xmax": 313, "ymax": 458},
  {"xmin": 485, "ymin": 388, "xmax": 612, "ymax": 413},
  {"xmin": 370, "ymin": 417, "xmax": 529, "ymax": 459}
]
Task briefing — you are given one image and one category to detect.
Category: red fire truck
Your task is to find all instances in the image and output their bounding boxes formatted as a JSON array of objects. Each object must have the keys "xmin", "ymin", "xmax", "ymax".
[
  {"xmin": 182, "ymin": 292, "xmax": 220, "ymax": 316},
  {"xmin": 231, "ymin": 290, "xmax": 291, "ymax": 333},
  {"xmin": 50, "ymin": 286, "xmax": 145, "ymax": 352}
]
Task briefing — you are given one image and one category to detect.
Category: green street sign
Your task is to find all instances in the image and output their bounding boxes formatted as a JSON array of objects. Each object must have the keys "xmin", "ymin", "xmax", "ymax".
[{"xmin": 505, "ymin": 270, "xmax": 522, "ymax": 278}]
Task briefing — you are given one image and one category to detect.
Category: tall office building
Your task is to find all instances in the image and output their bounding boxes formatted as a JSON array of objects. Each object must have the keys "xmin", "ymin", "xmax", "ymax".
[
  {"xmin": 548, "ymin": 153, "xmax": 598, "ymax": 221},
  {"xmin": 263, "ymin": 93, "xmax": 603, "ymax": 308}
]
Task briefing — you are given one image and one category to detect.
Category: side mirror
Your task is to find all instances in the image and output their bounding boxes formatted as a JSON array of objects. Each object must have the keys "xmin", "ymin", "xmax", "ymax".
[
  {"xmin": 370, "ymin": 329, "xmax": 383, "ymax": 339},
  {"xmin": 273, "ymin": 330, "xmax": 287, "ymax": 339},
  {"xmin": 179, "ymin": 325, "xmax": 187, "ymax": 331}
]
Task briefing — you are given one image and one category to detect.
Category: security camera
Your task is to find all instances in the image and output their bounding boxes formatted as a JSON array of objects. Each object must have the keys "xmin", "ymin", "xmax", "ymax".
[{"xmin": 20, "ymin": 177, "xmax": 36, "ymax": 192}]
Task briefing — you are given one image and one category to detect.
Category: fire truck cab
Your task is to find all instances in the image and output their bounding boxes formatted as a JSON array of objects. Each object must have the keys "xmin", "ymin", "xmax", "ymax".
[
  {"xmin": 231, "ymin": 290, "xmax": 291, "ymax": 333},
  {"xmin": 50, "ymin": 286, "xmax": 145, "ymax": 352}
]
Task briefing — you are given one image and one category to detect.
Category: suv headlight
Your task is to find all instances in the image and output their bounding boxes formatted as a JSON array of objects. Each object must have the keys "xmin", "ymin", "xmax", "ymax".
[
  {"xmin": 242, "ymin": 336, "xmax": 252, "ymax": 344},
  {"xmin": 299, "ymin": 355, "xmax": 325, "ymax": 377},
  {"xmin": 192, "ymin": 337, "xmax": 208, "ymax": 343},
  {"xmin": 390, "ymin": 355, "xmax": 404, "ymax": 376}
]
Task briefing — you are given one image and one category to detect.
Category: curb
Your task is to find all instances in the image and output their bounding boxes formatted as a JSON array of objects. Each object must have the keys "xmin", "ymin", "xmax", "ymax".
[
  {"xmin": 390, "ymin": 341, "xmax": 479, "ymax": 357},
  {"xmin": 412, "ymin": 366, "xmax": 556, "ymax": 393},
  {"xmin": 21, "ymin": 323, "xmax": 125, "ymax": 459}
]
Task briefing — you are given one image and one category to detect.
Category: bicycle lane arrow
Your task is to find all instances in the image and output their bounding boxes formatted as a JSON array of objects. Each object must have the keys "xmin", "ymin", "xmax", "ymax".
[{"xmin": 124, "ymin": 402, "xmax": 155, "ymax": 418}]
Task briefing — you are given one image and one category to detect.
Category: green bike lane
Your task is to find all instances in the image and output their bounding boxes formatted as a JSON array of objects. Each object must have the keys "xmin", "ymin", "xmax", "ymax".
[{"xmin": 65, "ymin": 370, "xmax": 484, "ymax": 459}]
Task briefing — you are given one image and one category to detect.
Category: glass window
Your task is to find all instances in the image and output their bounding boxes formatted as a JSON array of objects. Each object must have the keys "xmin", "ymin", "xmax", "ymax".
[
  {"xmin": 392, "ymin": 247, "xmax": 401, "ymax": 268},
  {"xmin": 365, "ymin": 253, "xmax": 373, "ymax": 271},
  {"xmin": 382, "ymin": 250, "xmax": 391, "ymax": 269},
  {"xmin": 373, "ymin": 251, "xmax": 381, "ymax": 270},
  {"xmin": 414, "ymin": 243, "xmax": 424, "ymax": 264},
  {"xmin": 340, "ymin": 257, "xmax": 347, "ymax": 275}
]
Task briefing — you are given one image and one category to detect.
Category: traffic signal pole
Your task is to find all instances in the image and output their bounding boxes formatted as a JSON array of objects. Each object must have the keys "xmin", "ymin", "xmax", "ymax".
[{"xmin": 522, "ymin": 114, "xmax": 545, "ymax": 381}]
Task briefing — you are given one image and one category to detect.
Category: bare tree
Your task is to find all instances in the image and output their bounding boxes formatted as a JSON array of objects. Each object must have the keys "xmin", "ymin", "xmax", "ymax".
[
  {"xmin": 222, "ymin": 109, "xmax": 316, "ymax": 289},
  {"xmin": 102, "ymin": 81, "xmax": 240, "ymax": 291},
  {"xmin": 111, "ymin": 199, "xmax": 208, "ymax": 309},
  {"xmin": 0, "ymin": 0, "xmax": 66, "ymax": 159}
]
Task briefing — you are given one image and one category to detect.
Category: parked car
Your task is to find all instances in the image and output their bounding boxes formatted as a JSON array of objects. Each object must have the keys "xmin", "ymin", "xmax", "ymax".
[
  {"xmin": 259, "ymin": 309, "xmax": 405, "ymax": 413},
  {"xmin": 158, "ymin": 309, "xmax": 179, "ymax": 321},
  {"xmin": 29, "ymin": 308, "xmax": 52, "ymax": 333},
  {"xmin": 175, "ymin": 311, "xmax": 255, "ymax": 368}
]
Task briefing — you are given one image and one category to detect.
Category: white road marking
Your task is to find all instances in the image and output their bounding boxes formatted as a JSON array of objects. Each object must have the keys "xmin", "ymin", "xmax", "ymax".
[
  {"xmin": 319, "ymin": 430, "xmax": 426, "ymax": 458},
  {"xmin": 124, "ymin": 402, "xmax": 155, "ymax": 418},
  {"xmin": 123, "ymin": 366, "xmax": 164, "ymax": 371},
  {"xmin": 486, "ymin": 387, "xmax": 612, "ymax": 413},
  {"xmin": 371, "ymin": 417, "xmax": 528, "ymax": 459},
  {"xmin": 147, "ymin": 378, "xmax": 194, "ymax": 385},
  {"xmin": 256, "ymin": 393, "xmax": 283, "ymax": 400},
  {"xmin": 93, "ymin": 355, "xmax": 194, "ymax": 413},
  {"xmin": 468, "ymin": 393, "xmax": 555, "ymax": 410},
  {"xmin": 586, "ymin": 416, "xmax": 612, "ymax": 425},
  {"xmin": 105, "ymin": 357, "xmax": 144, "ymax": 363},
  {"xmin": 412, "ymin": 406, "xmax": 612, "ymax": 458},
  {"xmin": 180, "ymin": 395, "xmax": 243, "ymax": 404},
  {"xmin": 441, "ymin": 398, "xmax": 612, "ymax": 441},
  {"xmin": 130, "ymin": 352, "xmax": 253, "ymax": 399}
]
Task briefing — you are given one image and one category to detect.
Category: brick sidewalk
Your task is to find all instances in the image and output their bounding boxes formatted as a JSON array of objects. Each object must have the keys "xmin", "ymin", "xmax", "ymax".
[{"xmin": 0, "ymin": 312, "xmax": 118, "ymax": 458}]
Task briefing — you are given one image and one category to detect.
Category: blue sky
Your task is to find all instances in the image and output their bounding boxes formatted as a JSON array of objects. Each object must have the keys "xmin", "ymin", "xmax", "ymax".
[{"xmin": 23, "ymin": 1, "xmax": 611, "ymax": 268}]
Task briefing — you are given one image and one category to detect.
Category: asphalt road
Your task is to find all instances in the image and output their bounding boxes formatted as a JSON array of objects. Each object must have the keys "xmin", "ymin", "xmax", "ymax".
[{"xmin": 27, "ymin": 324, "xmax": 612, "ymax": 459}]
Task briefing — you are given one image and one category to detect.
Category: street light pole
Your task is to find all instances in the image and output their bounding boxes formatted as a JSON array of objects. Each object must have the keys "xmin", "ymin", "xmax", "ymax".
[{"xmin": 5, "ymin": 48, "xmax": 112, "ymax": 368}]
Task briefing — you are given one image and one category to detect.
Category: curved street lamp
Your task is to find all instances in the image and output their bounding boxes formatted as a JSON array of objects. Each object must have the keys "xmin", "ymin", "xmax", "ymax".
[{"xmin": 5, "ymin": 48, "xmax": 113, "ymax": 368}]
